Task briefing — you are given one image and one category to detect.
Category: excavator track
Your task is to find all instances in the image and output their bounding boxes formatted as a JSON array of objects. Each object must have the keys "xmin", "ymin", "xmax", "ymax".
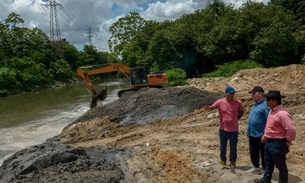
[{"xmin": 117, "ymin": 88, "xmax": 140, "ymax": 97}]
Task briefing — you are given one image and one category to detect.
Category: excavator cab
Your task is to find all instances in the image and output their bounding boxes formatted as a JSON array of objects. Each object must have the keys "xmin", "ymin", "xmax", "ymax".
[{"xmin": 130, "ymin": 67, "xmax": 148, "ymax": 85}]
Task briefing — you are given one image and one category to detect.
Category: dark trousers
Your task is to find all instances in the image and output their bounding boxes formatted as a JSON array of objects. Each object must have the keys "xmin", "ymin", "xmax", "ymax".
[
  {"xmin": 219, "ymin": 129, "xmax": 238, "ymax": 162},
  {"xmin": 263, "ymin": 139, "xmax": 289, "ymax": 183},
  {"xmin": 249, "ymin": 136, "xmax": 265, "ymax": 169}
]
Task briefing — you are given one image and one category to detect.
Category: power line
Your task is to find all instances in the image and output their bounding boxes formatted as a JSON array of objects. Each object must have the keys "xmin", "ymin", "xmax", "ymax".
[
  {"xmin": 38, "ymin": 0, "xmax": 98, "ymax": 49},
  {"xmin": 63, "ymin": 1, "xmax": 89, "ymax": 29},
  {"xmin": 59, "ymin": 3, "xmax": 86, "ymax": 30},
  {"xmin": 58, "ymin": 1, "xmax": 93, "ymax": 46}
]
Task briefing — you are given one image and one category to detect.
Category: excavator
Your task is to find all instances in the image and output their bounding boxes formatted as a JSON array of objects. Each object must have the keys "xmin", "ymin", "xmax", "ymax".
[{"xmin": 77, "ymin": 63, "xmax": 168, "ymax": 108}]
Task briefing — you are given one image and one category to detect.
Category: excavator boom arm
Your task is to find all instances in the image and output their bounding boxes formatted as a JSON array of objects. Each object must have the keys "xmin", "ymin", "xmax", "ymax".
[
  {"xmin": 76, "ymin": 63, "xmax": 132, "ymax": 95},
  {"xmin": 84, "ymin": 63, "xmax": 131, "ymax": 80}
]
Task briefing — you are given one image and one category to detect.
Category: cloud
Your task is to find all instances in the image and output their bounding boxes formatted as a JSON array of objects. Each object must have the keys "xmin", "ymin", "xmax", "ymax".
[
  {"xmin": 142, "ymin": 0, "xmax": 205, "ymax": 21},
  {"xmin": 0, "ymin": 0, "xmax": 269, "ymax": 51}
]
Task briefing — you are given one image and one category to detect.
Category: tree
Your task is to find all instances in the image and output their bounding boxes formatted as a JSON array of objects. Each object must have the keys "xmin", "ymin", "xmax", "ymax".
[
  {"xmin": 0, "ymin": 13, "xmax": 76, "ymax": 95},
  {"xmin": 244, "ymin": 4, "xmax": 299, "ymax": 66},
  {"xmin": 79, "ymin": 45, "xmax": 108, "ymax": 66},
  {"xmin": 0, "ymin": 22, "xmax": 10, "ymax": 61},
  {"xmin": 108, "ymin": 12, "xmax": 147, "ymax": 53},
  {"xmin": 191, "ymin": 0, "xmax": 241, "ymax": 68},
  {"xmin": 62, "ymin": 42, "xmax": 80, "ymax": 69},
  {"xmin": 270, "ymin": 0, "xmax": 305, "ymax": 26},
  {"xmin": 148, "ymin": 29, "xmax": 177, "ymax": 71},
  {"xmin": 250, "ymin": 22, "xmax": 298, "ymax": 66},
  {"xmin": 49, "ymin": 59, "xmax": 74, "ymax": 81},
  {"xmin": 5, "ymin": 12, "xmax": 24, "ymax": 28}
]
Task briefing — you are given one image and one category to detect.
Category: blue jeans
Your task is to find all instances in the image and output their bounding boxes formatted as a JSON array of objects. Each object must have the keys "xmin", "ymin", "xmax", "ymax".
[
  {"xmin": 263, "ymin": 139, "xmax": 289, "ymax": 183},
  {"xmin": 219, "ymin": 129, "xmax": 238, "ymax": 162}
]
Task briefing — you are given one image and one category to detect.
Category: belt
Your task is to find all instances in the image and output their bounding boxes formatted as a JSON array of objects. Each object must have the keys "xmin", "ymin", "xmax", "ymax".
[{"xmin": 266, "ymin": 138, "xmax": 287, "ymax": 142}]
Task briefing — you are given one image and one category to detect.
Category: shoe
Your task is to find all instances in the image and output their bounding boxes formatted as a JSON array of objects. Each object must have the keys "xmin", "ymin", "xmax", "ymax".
[
  {"xmin": 230, "ymin": 161, "xmax": 236, "ymax": 167},
  {"xmin": 253, "ymin": 178, "xmax": 271, "ymax": 183},
  {"xmin": 247, "ymin": 167, "xmax": 260, "ymax": 174},
  {"xmin": 219, "ymin": 160, "xmax": 226, "ymax": 165},
  {"xmin": 260, "ymin": 172, "xmax": 264, "ymax": 178}
]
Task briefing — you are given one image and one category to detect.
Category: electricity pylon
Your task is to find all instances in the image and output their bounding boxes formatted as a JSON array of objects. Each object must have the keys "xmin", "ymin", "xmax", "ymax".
[
  {"xmin": 42, "ymin": 0, "xmax": 63, "ymax": 57},
  {"xmin": 86, "ymin": 26, "xmax": 93, "ymax": 45},
  {"xmin": 43, "ymin": 0, "xmax": 62, "ymax": 42}
]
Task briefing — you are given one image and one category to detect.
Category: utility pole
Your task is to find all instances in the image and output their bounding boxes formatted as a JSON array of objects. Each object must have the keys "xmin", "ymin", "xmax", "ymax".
[{"xmin": 86, "ymin": 26, "xmax": 93, "ymax": 45}]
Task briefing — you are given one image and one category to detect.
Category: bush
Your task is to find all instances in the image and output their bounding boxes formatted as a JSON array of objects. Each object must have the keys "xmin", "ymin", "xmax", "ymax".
[
  {"xmin": 301, "ymin": 56, "xmax": 305, "ymax": 65},
  {"xmin": 204, "ymin": 60, "xmax": 263, "ymax": 77},
  {"xmin": 165, "ymin": 68, "xmax": 187, "ymax": 86},
  {"xmin": 0, "ymin": 89, "xmax": 9, "ymax": 97},
  {"xmin": 0, "ymin": 67, "xmax": 22, "ymax": 95},
  {"xmin": 49, "ymin": 59, "xmax": 74, "ymax": 81}
]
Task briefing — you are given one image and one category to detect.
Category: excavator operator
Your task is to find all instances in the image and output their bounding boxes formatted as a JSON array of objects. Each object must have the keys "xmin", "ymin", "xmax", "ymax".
[{"xmin": 133, "ymin": 69, "xmax": 147, "ymax": 84}]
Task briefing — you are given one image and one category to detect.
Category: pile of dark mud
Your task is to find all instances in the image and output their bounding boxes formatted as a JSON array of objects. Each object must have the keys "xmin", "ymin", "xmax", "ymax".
[
  {"xmin": 69, "ymin": 86, "xmax": 223, "ymax": 126},
  {"xmin": 0, "ymin": 86, "xmax": 223, "ymax": 183},
  {"xmin": 0, "ymin": 138, "xmax": 131, "ymax": 183}
]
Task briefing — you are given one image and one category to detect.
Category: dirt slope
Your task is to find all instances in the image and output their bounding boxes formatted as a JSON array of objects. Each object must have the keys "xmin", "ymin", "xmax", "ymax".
[
  {"xmin": 1, "ymin": 64, "xmax": 305, "ymax": 183},
  {"xmin": 60, "ymin": 64, "xmax": 305, "ymax": 183}
]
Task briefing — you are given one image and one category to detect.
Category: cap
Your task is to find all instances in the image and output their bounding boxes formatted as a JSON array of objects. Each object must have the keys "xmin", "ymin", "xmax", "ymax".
[
  {"xmin": 248, "ymin": 86, "xmax": 264, "ymax": 93},
  {"xmin": 225, "ymin": 86, "xmax": 236, "ymax": 94}
]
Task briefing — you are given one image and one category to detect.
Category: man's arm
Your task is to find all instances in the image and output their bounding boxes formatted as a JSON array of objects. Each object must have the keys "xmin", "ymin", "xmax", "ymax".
[
  {"xmin": 238, "ymin": 110, "xmax": 244, "ymax": 120},
  {"xmin": 281, "ymin": 113, "xmax": 296, "ymax": 141},
  {"xmin": 204, "ymin": 105, "xmax": 216, "ymax": 111}
]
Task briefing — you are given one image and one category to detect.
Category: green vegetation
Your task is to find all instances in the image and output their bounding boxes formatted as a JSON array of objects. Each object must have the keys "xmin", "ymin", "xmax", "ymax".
[
  {"xmin": 204, "ymin": 60, "xmax": 263, "ymax": 77},
  {"xmin": 166, "ymin": 68, "xmax": 187, "ymax": 86},
  {"xmin": 107, "ymin": 0, "xmax": 305, "ymax": 79},
  {"xmin": 0, "ymin": 13, "xmax": 108, "ymax": 96},
  {"xmin": 1, "ymin": 0, "xmax": 305, "ymax": 95},
  {"xmin": 301, "ymin": 56, "xmax": 305, "ymax": 65}
]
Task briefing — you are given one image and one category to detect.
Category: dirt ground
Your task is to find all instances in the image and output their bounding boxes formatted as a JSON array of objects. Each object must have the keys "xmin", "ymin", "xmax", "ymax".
[{"xmin": 1, "ymin": 64, "xmax": 305, "ymax": 183}]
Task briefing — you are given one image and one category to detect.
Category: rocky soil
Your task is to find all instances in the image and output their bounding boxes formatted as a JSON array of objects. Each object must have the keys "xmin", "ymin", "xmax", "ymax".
[{"xmin": 1, "ymin": 64, "xmax": 305, "ymax": 183}]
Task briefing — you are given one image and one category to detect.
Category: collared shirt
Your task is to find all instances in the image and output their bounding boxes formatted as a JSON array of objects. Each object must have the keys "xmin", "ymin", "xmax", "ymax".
[
  {"xmin": 212, "ymin": 98, "xmax": 244, "ymax": 132},
  {"xmin": 247, "ymin": 99, "xmax": 270, "ymax": 137},
  {"xmin": 264, "ymin": 105, "xmax": 296, "ymax": 141}
]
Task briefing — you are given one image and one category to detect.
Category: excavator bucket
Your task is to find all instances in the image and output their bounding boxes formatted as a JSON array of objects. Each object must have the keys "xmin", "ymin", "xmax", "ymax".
[{"xmin": 90, "ymin": 87, "xmax": 107, "ymax": 108}]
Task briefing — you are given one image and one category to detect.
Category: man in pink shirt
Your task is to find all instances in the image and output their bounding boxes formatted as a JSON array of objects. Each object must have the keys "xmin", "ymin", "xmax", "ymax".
[
  {"xmin": 254, "ymin": 90, "xmax": 296, "ymax": 183},
  {"xmin": 204, "ymin": 86, "xmax": 244, "ymax": 167}
]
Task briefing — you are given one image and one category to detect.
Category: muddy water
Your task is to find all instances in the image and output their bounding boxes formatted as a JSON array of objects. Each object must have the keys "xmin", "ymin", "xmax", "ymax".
[{"xmin": 0, "ymin": 79, "xmax": 128, "ymax": 165}]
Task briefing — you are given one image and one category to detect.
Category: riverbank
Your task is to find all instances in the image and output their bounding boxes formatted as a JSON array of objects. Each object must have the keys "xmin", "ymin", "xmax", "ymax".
[
  {"xmin": 0, "ymin": 79, "xmax": 121, "ymax": 168},
  {"xmin": 1, "ymin": 64, "xmax": 305, "ymax": 183}
]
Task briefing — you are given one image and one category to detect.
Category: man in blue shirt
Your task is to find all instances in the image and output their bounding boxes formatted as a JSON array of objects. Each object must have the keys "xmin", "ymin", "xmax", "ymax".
[{"xmin": 247, "ymin": 86, "xmax": 270, "ymax": 174}]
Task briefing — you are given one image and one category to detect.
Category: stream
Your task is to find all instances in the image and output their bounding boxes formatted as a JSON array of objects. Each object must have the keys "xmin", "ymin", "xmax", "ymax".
[{"xmin": 0, "ymin": 79, "xmax": 127, "ymax": 165}]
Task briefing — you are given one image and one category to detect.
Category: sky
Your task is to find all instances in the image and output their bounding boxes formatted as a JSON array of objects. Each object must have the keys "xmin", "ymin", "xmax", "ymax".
[{"xmin": 1, "ymin": 0, "xmax": 267, "ymax": 51}]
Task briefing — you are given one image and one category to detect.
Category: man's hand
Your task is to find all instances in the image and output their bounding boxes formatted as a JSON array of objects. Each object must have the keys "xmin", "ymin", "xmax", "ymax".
[
  {"xmin": 204, "ymin": 106, "xmax": 210, "ymax": 111},
  {"xmin": 261, "ymin": 136, "xmax": 266, "ymax": 143},
  {"xmin": 287, "ymin": 141, "xmax": 293, "ymax": 152},
  {"xmin": 238, "ymin": 110, "xmax": 244, "ymax": 120}
]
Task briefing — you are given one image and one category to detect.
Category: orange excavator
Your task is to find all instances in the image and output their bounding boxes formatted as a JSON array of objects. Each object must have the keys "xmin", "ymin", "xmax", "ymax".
[{"xmin": 77, "ymin": 63, "xmax": 168, "ymax": 108}]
